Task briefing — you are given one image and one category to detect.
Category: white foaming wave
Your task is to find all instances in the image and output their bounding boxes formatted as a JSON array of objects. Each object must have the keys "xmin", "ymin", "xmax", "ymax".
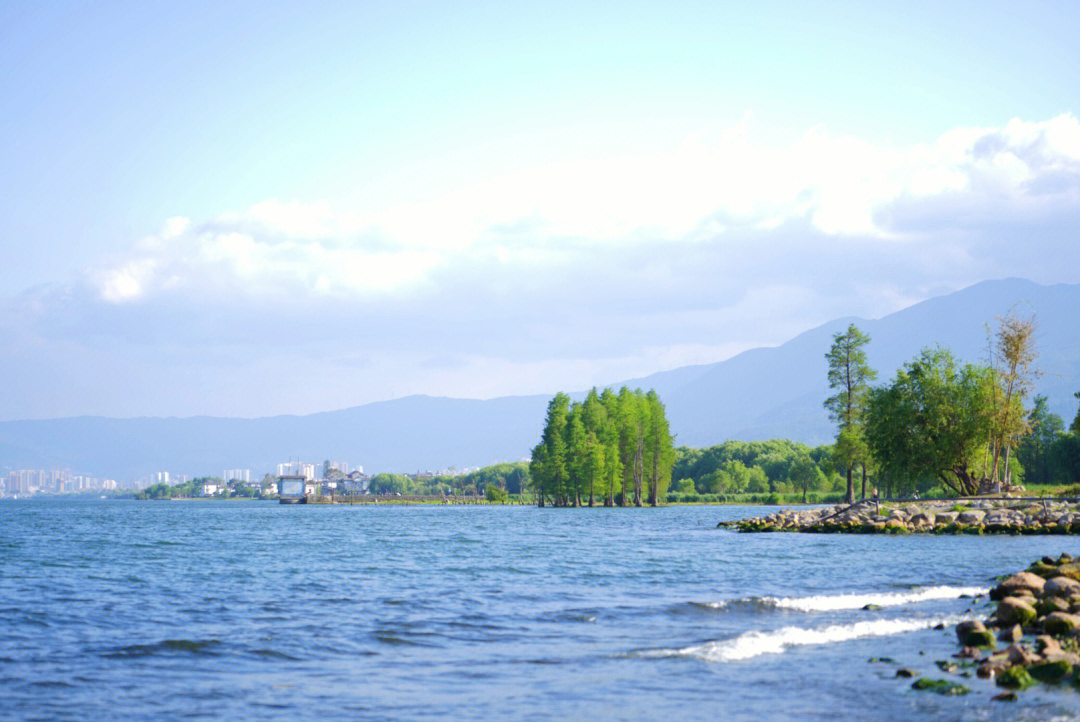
[
  {"xmin": 705, "ymin": 585, "xmax": 986, "ymax": 612},
  {"xmin": 647, "ymin": 615, "xmax": 965, "ymax": 663}
]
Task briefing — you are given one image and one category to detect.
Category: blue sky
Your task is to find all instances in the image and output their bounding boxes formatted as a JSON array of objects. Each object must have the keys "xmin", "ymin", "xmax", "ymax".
[{"xmin": 2, "ymin": 1, "xmax": 1079, "ymax": 419}]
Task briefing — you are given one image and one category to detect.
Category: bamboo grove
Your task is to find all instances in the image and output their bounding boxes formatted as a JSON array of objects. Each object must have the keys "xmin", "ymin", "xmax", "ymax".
[{"xmin": 530, "ymin": 387, "xmax": 675, "ymax": 507}]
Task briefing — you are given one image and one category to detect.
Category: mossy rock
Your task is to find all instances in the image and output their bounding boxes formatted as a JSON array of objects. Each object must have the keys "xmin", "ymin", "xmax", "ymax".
[
  {"xmin": 895, "ymin": 668, "xmax": 916, "ymax": 678},
  {"xmin": 911, "ymin": 678, "xmax": 970, "ymax": 695},
  {"xmin": 962, "ymin": 629, "xmax": 997, "ymax": 649},
  {"xmin": 996, "ymin": 666, "xmax": 1034, "ymax": 690},
  {"xmin": 1043, "ymin": 612, "xmax": 1080, "ymax": 636},
  {"xmin": 1037, "ymin": 597, "xmax": 1071, "ymax": 616},
  {"xmin": 1029, "ymin": 659, "xmax": 1073, "ymax": 683}
]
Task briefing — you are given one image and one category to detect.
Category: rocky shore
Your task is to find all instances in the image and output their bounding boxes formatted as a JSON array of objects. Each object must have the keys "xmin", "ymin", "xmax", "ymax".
[
  {"xmin": 897, "ymin": 553, "xmax": 1080, "ymax": 699},
  {"xmin": 727, "ymin": 497, "xmax": 1080, "ymax": 534}
]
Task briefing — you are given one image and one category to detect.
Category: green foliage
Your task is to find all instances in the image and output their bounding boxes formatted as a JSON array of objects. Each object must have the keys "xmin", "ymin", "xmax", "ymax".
[
  {"xmin": 865, "ymin": 347, "xmax": 994, "ymax": 496},
  {"xmin": 530, "ymin": 387, "xmax": 675, "ymax": 507},
  {"xmin": 484, "ymin": 485, "xmax": 509, "ymax": 503},
  {"xmin": 825, "ymin": 323, "xmax": 876, "ymax": 503},
  {"xmin": 671, "ymin": 440, "xmax": 836, "ymax": 496},
  {"xmin": 1017, "ymin": 396, "xmax": 1065, "ymax": 485}
]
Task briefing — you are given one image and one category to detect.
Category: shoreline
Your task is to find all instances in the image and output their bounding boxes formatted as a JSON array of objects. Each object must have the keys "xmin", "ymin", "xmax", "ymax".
[
  {"xmin": 897, "ymin": 552, "xmax": 1080, "ymax": 699},
  {"xmin": 726, "ymin": 497, "xmax": 1080, "ymax": 535}
]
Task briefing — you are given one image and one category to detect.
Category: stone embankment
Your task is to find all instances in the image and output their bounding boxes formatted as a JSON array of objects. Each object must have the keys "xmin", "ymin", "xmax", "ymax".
[
  {"xmin": 916, "ymin": 553, "xmax": 1080, "ymax": 698},
  {"xmin": 728, "ymin": 497, "xmax": 1080, "ymax": 534}
]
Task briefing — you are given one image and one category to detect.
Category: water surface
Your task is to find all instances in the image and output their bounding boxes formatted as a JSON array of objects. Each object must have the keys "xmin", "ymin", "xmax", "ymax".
[{"xmin": 3, "ymin": 498, "xmax": 1080, "ymax": 721}]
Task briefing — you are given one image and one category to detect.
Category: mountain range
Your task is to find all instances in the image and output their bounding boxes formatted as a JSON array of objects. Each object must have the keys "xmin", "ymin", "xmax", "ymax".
[{"xmin": 2, "ymin": 278, "xmax": 1077, "ymax": 479}]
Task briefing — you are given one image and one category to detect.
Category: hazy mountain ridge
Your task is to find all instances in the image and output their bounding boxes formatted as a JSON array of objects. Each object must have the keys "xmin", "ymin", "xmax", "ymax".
[{"xmin": 2, "ymin": 278, "xmax": 1077, "ymax": 478}]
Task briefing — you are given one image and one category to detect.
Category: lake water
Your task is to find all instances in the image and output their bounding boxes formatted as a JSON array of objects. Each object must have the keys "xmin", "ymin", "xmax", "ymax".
[{"xmin": 3, "ymin": 498, "xmax": 1080, "ymax": 721}]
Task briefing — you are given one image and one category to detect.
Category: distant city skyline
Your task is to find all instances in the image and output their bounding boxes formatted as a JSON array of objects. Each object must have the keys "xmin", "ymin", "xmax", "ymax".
[{"xmin": 3, "ymin": 2, "xmax": 1078, "ymax": 420}]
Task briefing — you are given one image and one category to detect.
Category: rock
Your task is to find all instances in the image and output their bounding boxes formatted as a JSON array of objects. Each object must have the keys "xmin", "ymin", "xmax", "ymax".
[
  {"xmin": 957, "ymin": 510, "xmax": 985, "ymax": 524},
  {"xmin": 1045, "ymin": 576, "xmax": 1080, "ymax": 599},
  {"xmin": 1004, "ymin": 644, "xmax": 1039, "ymax": 666},
  {"xmin": 997, "ymin": 624, "xmax": 1023, "ymax": 643},
  {"xmin": 895, "ymin": 668, "xmax": 916, "ymax": 678},
  {"xmin": 1036, "ymin": 635, "xmax": 1064, "ymax": 656},
  {"xmin": 911, "ymin": 678, "xmax": 969, "ymax": 695},
  {"xmin": 990, "ymin": 571, "xmax": 1046, "ymax": 600},
  {"xmin": 995, "ymin": 597, "xmax": 1038, "ymax": 627},
  {"xmin": 1036, "ymin": 596, "xmax": 1071, "ymax": 616},
  {"xmin": 1028, "ymin": 658, "xmax": 1073, "ymax": 683},
  {"xmin": 963, "ymin": 629, "xmax": 997, "ymax": 648},
  {"xmin": 991, "ymin": 691, "xmax": 1018, "ymax": 701},
  {"xmin": 934, "ymin": 512, "xmax": 959, "ymax": 525},
  {"xmin": 995, "ymin": 666, "xmax": 1034, "ymax": 689},
  {"xmin": 862, "ymin": 603, "xmax": 882, "ymax": 611},
  {"xmin": 955, "ymin": 620, "xmax": 986, "ymax": 643},
  {"xmin": 954, "ymin": 646, "xmax": 982, "ymax": 659},
  {"xmin": 909, "ymin": 513, "xmax": 932, "ymax": 527},
  {"xmin": 978, "ymin": 660, "xmax": 1008, "ymax": 679},
  {"xmin": 1043, "ymin": 611, "xmax": 1080, "ymax": 636}
]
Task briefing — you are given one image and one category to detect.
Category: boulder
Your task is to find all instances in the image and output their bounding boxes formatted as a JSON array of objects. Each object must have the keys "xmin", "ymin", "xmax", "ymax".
[
  {"xmin": 1004, "ymin": 644, "xmax": 1039, "ymax": 666},
  {"xmin": 995, "ymin": 666, "xmax": 1034, "ymax": 689},
  {"xmin": 963, "ymin": 629, "xmax": 997, "ymax": 648},
  {"xmin": 995, "ymin": 597, "xmax": 1038, "ymax": 627},
  {"xmin": 957, "ymin": 510, "xmax": 985, "ymax": 524},
  {"xmin": 909, "ymin": 513, "xmax": 932, "ymax": 527},
  {"xmin": 1036, "ymin": 596, "xmax": 1070, "ymax": 616},
  {"xmin": 934, "ymin": 512, "xmax": 959, "ymax": 525},
  {"xmin": 1036, "ymin": 635, "xmax": 1064, "ymax": 656},
  {"xmin": 990, "ymin": 571, "xmax": 1046, "ymax": 600},
  {"xmin": 1045, "ymin": 576, "xmax": 1080, "ymax": 599},
  {"xmin": 997, "ymin": 624, "xmax": 1023, "ymax": 643},
  {"xmin": 1042, "ymin": 611, "xmax": 1080, "ymax": 636},
  {"xmin": 1028, "ymin": 658, "xmax": 1073, "ymax": 683}
]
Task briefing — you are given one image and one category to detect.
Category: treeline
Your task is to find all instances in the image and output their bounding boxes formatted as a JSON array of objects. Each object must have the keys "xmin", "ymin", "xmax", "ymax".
[
  {"xmin": 826, "ymin": 316, "xmax": 1080, "ymax": 500},
  {"xmin": 529, "ymin": 387, "xmax": 674, "ymax": 507},
  {"xmin": 134, "ymin": 477, "xmax": 266, "ymax": 500},
  {"xmin": 366, "ymin": 462, "xmax": 530, "ymax": 497},
  {"xmin": 671, "ymin": 439, "xmax": 842, "ymax": 502}
]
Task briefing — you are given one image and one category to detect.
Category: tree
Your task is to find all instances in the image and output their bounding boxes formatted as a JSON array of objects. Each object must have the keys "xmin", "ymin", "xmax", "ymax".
[
  {"xmin": 789, "ymin": 454, "xmax": 822, "ymax": 503},
  {"xmin": 825, "ymin": 324, "xmax": 876, "ymax": 503},
  {"xmin": 530, "ymin": 393, "xmax": 570, "ymax": 507},
  {"xmin": 989, "ymin": 314, "xmax": 1039, "ymax": 483},
  {"xmin": 644, "ymin": 390, "xmax": 675, "ymax": 506},
  {"xmin": 1016, "ymin": 395, "xmax": 1064, "ymax": 486},
  {"xmin": 864, "ymin": 347, "xmax": 994, "ymax": 496}
]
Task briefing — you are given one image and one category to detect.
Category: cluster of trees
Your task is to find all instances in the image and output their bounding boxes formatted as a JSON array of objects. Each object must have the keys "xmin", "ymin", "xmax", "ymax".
[
  {"xmin": 365, "ymin": 462, "xmax": 530, "ymax": 497},
  {"xmin": 135, "ymin": 476, "xmax": 269, "ymax": 500},
  {"xmin": 824, "ymin": 316, "xmax": 1080, "ymax": 500},
  {"xmin": 530, "ymin": 387, "xmax": 674, "ymax": 506},
  {"xmin": 671, "ymin": 440, "xmax": 841, "ymax": 502}
]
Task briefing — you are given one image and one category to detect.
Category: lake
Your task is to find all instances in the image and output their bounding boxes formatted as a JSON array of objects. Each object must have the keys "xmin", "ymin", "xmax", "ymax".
[{"xmin": 3, "ymin": 497, "xmax": 1080, "ymax": 721}]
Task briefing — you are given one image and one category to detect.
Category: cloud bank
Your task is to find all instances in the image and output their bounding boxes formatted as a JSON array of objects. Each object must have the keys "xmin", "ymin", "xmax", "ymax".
[{"xmin": 4, "ymin": 115, "xmax": 1079, "ymax": 419}]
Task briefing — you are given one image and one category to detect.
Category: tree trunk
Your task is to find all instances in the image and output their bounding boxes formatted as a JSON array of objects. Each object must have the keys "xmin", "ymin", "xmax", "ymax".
[
  {"xmin": 860, "ymin": 463, "xmax": 867, "ymax": 500},
  {"xmin": 845, "ymin": 465, "xmax": 854, "ymax": 504}
]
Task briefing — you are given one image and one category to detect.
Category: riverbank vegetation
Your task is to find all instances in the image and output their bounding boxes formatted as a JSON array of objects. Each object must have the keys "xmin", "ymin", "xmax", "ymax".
[
  {"xmin": 827, "ymin": 315, "xmax": 1080, "ymax": 500},
  {"xmin": 529, "ymin": 387, "xmax": 675, "ymax": 506}
]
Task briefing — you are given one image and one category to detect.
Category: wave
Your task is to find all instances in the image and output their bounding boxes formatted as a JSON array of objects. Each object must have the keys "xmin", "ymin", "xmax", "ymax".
[
  {"xmin": 643, "ymin": 615, "xmax": 964, "ymax": 663},
  {"xmin": 703, "ymin": 585, "xmax": 985, "ymax": 613},
  {"xmin": 103, "ymin": 638, "xmax": 222, "ymax": 658}
]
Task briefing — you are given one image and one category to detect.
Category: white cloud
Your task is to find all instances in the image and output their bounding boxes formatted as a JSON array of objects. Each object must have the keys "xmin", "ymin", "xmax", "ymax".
[{"xmin": 86, "ymin": 114, "xmax": 1080, "ymax": 307}]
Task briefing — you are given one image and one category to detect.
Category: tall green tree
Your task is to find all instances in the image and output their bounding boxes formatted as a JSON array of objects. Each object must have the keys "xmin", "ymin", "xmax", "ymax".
[
  {"xmin": 824, "ymin": 324, "xmax": 876, "ymax": 503},
  {"xmin": 864, "ymin": 347, "xmax": 994, "ymax": 496},
  {"xmin": 530, "ymin": 393, "xmax": 570, "ymax": 507},
  {"xmin": 644, "ymin": 390, "xmax": 675, "ymax": 506}
]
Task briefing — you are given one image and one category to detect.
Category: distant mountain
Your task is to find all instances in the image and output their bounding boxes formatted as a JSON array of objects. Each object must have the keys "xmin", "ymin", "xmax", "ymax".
[{"xmin": 1, "ymin": 278, "xmax": 1077, "ymax": 479}]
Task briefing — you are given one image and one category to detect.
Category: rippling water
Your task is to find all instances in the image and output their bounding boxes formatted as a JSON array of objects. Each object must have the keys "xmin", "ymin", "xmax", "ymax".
[{"xmin": 3, "ymin": 497, "xmax": 1080, "ymax": 721}]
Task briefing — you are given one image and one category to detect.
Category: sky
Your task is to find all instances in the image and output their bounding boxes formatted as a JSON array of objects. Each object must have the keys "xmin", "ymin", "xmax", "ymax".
[{"xmin": 2, "ymin": 1, "xmax": 1079, "ymax": 420}]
